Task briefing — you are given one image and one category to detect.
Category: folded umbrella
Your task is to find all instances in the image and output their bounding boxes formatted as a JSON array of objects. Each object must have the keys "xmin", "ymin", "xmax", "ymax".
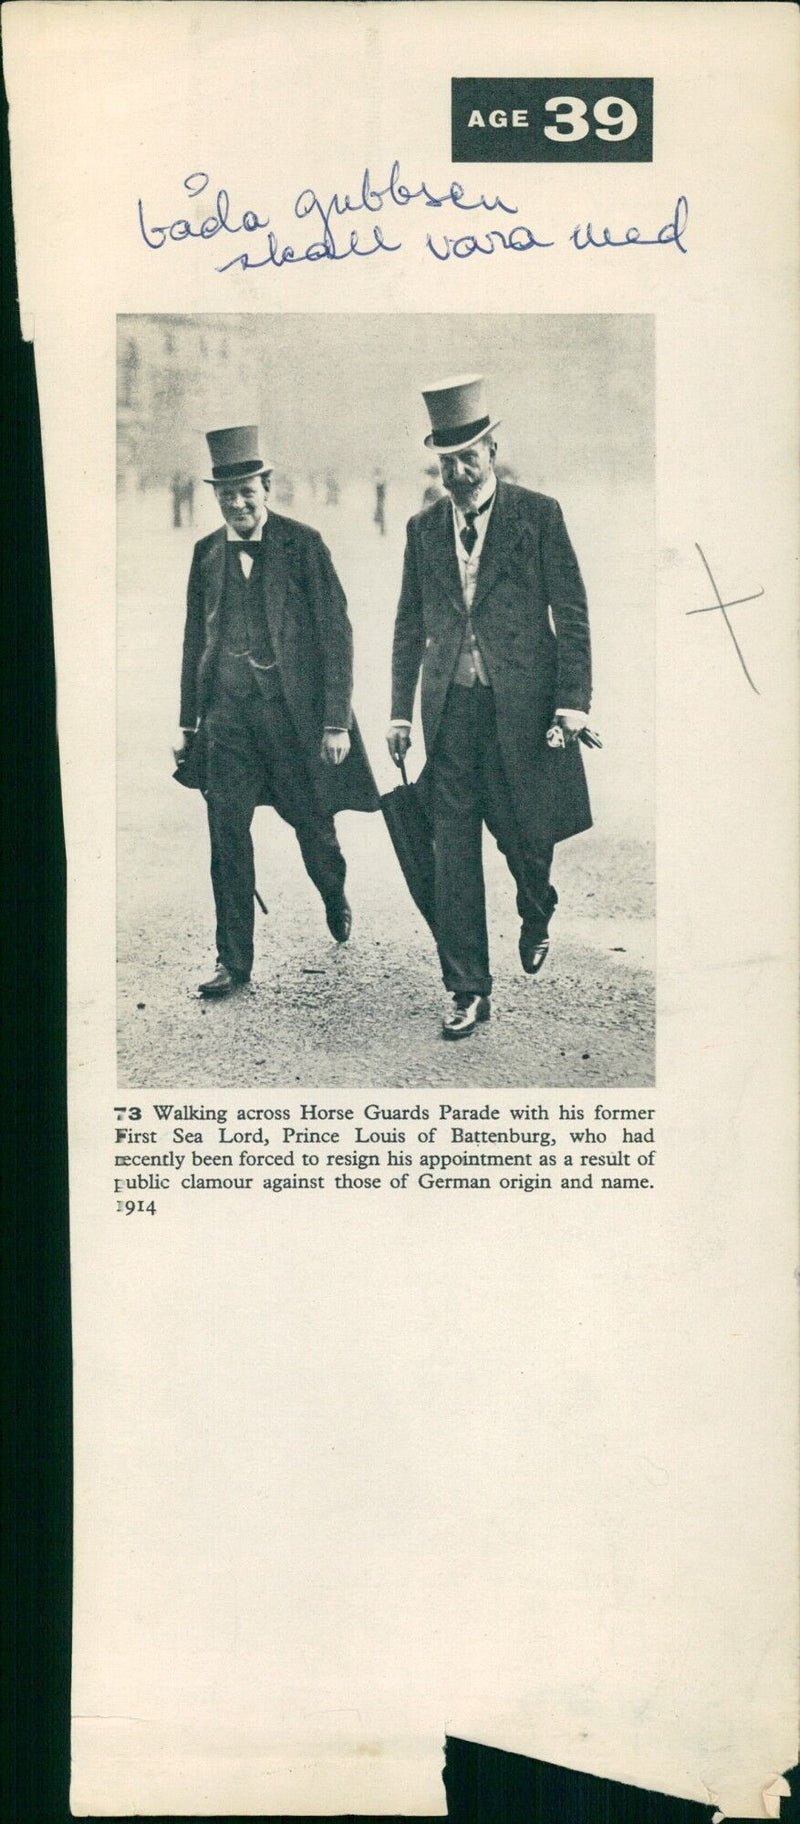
[{"xmin": 379, "ymin": 758, "xmax": 436, "ymax": 934}]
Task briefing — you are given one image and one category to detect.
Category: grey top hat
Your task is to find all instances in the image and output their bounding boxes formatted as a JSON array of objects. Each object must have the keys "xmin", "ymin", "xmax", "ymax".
[
  {"xmin": 204, "ymin": 425, "xmax": 273, "ymax": 484},
  {"xmin": 422, "ymin": 374, "xmax": 501, "ymax": 455}
]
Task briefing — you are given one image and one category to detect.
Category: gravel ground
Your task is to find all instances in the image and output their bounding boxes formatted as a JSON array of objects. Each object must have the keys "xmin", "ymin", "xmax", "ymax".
[{"xmin": 117, "ymin": 486, "xmax": 655, "ymax": 1089}]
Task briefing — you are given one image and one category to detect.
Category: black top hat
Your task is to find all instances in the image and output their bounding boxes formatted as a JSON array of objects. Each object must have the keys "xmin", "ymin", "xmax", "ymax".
[{"xmin": 204, "ymin": 425, "xmax": 273, "ymax": 484}]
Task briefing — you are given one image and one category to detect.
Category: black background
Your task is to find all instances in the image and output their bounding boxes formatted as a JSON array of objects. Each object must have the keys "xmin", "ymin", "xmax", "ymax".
[{"xmin": 452, "ymin": 79, "xmax": 653, "ymax": 162}]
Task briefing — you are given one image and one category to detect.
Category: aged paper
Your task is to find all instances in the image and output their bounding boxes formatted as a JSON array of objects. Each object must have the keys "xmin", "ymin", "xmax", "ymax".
[{"xmin": 3, "ymin": 2, "xmax": 797, "ymax": 1816}]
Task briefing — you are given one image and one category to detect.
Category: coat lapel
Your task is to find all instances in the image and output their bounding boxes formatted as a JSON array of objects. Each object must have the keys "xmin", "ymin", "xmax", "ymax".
[
  {"xmin": 257, "ymin": 512, "xmax": 289, "ymax": 651},
  {"xmin": 199, "ymin": 527, "xmax": 227, "ymax": 636},
  {"xmin": 470, "ymin": 482, "xmax": 527, "ymax": 614},
  {"xmin": 421, "ymin": 495, "xmax": 463, "ymax": 613}
]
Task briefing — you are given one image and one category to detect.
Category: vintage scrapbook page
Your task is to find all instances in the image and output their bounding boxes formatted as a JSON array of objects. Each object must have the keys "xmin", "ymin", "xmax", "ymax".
[{"xmin": 3, "ymin": 1, "xmax": 797, "ymax": 1816}]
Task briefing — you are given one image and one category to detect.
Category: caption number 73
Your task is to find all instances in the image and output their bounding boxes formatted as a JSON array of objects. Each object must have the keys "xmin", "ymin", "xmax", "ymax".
[{"xmin": 544, "ymin": 95, "xmax": 638, "ymax": 140}]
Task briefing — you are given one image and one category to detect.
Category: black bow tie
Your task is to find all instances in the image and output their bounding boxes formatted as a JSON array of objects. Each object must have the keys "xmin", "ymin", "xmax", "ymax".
[{"xmin": 232, "ymin": 539, "xmax": 262, "ymax": 557}]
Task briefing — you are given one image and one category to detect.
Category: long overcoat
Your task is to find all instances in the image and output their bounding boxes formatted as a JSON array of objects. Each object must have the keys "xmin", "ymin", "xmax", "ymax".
[
  {"xmin": 390, "ymin": 481, "xmax": 593, "ymax": 847},
  {"xmin": 179, "ymin": 512, "xmax": 379, "ymax": 814}
]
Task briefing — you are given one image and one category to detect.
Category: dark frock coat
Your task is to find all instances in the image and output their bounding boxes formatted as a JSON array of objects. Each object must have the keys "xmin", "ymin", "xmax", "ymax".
[
  {"xmin": 390, "ymin": 482, "xmax": 593, "ymax": 848},
  {"xmin": 179, "ymin": 513, "xmax": 379, "ymax": 814}
]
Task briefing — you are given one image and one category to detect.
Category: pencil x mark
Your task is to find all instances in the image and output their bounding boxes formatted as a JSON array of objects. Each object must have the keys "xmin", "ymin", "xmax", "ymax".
[{"xmin": 687, "ymin": 544, "xmax": 764, "ymax": 693}]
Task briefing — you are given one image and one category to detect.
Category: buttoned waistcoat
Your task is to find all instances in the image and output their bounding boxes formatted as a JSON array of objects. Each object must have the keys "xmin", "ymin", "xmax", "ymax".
[{"xmin": 179, "ymin": 511, "xmax": 379, "ymax": 814}]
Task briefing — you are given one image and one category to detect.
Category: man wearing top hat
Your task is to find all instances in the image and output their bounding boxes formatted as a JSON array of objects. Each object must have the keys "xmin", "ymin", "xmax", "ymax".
[
  {"xmin": 386, "ymin": 376, "xmax": 593, "ymax": 1039},
  {"xmin": 175, "ymin": 425, "xmax": 378, "ymax": 997}
]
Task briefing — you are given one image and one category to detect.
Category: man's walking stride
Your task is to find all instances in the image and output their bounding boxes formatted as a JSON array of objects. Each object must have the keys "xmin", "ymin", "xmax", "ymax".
[
  {"xmin": 176, "ymin": 425, "xmax": 378, "ymax": 997},
  {"xmin": 386, "ymin": 376, "xmax": 593, "ymax": 1039}
]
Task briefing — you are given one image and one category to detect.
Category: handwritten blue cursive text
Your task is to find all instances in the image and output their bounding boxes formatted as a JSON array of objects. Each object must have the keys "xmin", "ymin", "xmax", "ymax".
[
  {"xmin": 136, "ymin": 163, "xmax": 520, "ymax": 273},
  {"xmin": 570, "ymin": 194, "xmax": 689, "ymax": 253},
  {"xmin": 135, "ymin": 170, "xmax": 690, "ymax": 274}
]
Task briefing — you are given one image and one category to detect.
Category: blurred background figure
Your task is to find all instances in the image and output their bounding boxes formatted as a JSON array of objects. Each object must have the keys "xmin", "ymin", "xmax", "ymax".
[
  {"xmin": 273, "ymin": 468, "xmax": 295, "ymax": 507},
  {"xmin": 373, "ymin": 467, "xmax": 387, "ymax": 535},
  {"xmin": 170, "ymin": 470, "xmax": 195, "ymax": 527},
  {"xmin": 325, "ymin": 469, "xmax": 340, "ymax": 507}
]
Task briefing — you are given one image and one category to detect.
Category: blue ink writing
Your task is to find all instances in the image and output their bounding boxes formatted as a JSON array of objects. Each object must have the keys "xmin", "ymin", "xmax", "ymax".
[
  {"xmin": 136, "ymin": 170, "xmax": 691, "ymax": 278},
  {"xmin": 137, "ymin": 171, "xmax": 271, "ymax": 248},
  {"xmin": 426, "ymin": 223, "xmax": 554, "ymax": 260},
  {"xmin": 137, "ymin": 162, "xmax": 520, "ymax": 273},
  {"xmin": 216, "ymin": 222, "xmax": 401, "ymax": 274},
  {"xmin": 571, "ymin": 195, "xmax": 688, "ymax": 253},
  {"xmin": 295, "ymin": 159, "xmax": 517, "ymax": 253}
]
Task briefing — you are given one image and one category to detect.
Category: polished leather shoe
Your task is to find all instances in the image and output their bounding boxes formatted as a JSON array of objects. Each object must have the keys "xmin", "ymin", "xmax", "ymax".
[
  {"xmin": 197, "ymin": 961, "xmax": 249, "ymax": 998},
  {"xmin": 325, "ymin": 891, "xmax": 352, "ymax": 943},
  {"xmin": 519, "ymin": 929, "xmax": 550, "ymax": 976},
  {"xmin": 442, "ymin": 992, "xmax": 491, "ymax": 1040}
]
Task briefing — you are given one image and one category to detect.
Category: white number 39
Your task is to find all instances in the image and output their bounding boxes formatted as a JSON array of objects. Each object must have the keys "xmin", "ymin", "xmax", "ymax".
[{"xmin": 544, "ymin": 95, "xmax": 638, "ymax": 141}]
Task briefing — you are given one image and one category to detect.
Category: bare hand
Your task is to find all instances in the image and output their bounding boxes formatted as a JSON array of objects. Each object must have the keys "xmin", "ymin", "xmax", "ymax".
[
  {"xmin": 321, "ymin": 729, "xmax": 351, "ymax": 766},
  {"xmin": 386, "ymin": 724, "xmax": 412, "ymax": 766},
  {"xmin": 555, "ymin": 709, "xmax": 588, "ymax": 744}
]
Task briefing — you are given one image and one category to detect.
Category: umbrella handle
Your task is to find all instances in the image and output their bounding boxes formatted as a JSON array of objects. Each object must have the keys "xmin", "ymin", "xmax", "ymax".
[{"xmin": 399, "ymin": 757, "xmax": 409, "ymax": 787}]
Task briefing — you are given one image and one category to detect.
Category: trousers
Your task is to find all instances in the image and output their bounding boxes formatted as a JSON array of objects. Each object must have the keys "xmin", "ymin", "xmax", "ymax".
[
  {"xmin": 432, "ymin": 684, "xmax": 556, "ymax": 997},
  {"xmin": 204, "ymin": 655, "xmax": 346, "ymax": 978}
]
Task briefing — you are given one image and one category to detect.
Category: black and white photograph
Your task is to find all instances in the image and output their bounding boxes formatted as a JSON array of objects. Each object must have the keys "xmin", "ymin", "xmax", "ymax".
[{"xmin": 117, "ymin": 312, "xmax": 655, "ymax": 1086}]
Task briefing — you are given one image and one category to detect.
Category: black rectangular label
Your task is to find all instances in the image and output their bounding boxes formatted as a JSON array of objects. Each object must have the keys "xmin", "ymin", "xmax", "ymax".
[{"xmin": 452, "ymin": 79, "xmax": 653, "ymax": 162}]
